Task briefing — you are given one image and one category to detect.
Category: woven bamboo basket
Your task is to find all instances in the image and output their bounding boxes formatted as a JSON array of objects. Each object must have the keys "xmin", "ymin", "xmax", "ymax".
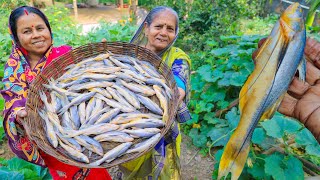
[{"xmin": 23, "ymin": 42, "xmax": 180, "ymax": 168}]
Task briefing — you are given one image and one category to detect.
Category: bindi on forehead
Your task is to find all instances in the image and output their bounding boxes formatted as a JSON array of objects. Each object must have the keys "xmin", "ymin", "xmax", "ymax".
[{"xmin": 24, "ymin": 9, "xmax": 29, "ymax": 15}]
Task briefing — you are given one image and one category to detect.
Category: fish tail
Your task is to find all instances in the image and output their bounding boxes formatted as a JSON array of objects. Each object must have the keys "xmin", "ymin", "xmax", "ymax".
[{"xmin": 218, "ymin": 133, "xmax": 251, "ymax": 180}]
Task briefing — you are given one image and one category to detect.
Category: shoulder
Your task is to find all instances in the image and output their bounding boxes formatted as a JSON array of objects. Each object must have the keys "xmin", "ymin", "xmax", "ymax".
[
  {"xmin": 170, "ymin": 47, "xmax": 188, "ymax": 55},
  {"xmin": 170, "ymin": 47, "xmax": 191, "ymax": 64}
]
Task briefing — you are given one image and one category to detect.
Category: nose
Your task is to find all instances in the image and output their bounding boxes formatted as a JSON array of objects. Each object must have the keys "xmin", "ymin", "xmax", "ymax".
[
  {"xmin": 31, "ymin": 30, "xmax": 41, "ymax": 38},
  {"xmin": 159, "ymin": 28, "xmax": 168, "ymax": 36}
]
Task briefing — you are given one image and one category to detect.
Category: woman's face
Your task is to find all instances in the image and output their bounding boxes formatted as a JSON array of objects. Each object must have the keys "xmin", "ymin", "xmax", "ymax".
[
  {"xmin": 16, "ymin": 13, "xmax": 52, "ymax": 58},
  {"xmin": 145, "ymin": 10, "xmax": 177, "ymax": 54}
]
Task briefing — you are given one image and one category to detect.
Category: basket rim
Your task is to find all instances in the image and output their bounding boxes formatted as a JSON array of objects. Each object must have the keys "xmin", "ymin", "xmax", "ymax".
[{"xmin": 24, "ymin": 41, "xmax": 180, "ymax": 168}]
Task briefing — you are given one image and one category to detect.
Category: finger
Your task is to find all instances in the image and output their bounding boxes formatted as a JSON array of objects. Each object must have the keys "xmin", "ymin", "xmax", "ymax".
[
  {"xmin": 258, "ymin": 38, "xmax": 267, "ymax": 48},
  {"xmin": 304, "ymin": 38, "xmax": 320, "ymax": 68},
  {"xmin": 287, "ymin": 77, "xmax": 310, "ymax": 98},
  {"xmin": 306, "ymin": 61, "xmax": 320, "ymax": 85},
  {"xmin": 17, "ymin": 110, "xmax": 27, "ymax": 118},
  {"xmin": 252, "ymin": 49, "xmax": 259, "ymax": 60},
  {"xmin": 304, "ymin": 106, "xmax": 320, "ymax": 142},
  {"xmin": 278, "ymin": 93, "xmax": 297, "ymax": 117},
  {"xmin": 101, "ymin": 38, "xmax": 107, "ymax": 43},
  {"xmin": 252, "ymin": 38, "xmax": 268, "ymax": 60},
  {"xmin": 178, "ymin": 88, "xmax": 186, "ymax": 103},
  {"xmin": 295, "ymin": 92, "xmax": 320, "ymax": 124}
]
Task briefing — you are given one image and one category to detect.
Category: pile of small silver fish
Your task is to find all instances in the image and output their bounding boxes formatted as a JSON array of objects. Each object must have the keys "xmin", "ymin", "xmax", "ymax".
[{"xmin": 38, "ymin": 52, "xmax": 172, "ymax": 166}]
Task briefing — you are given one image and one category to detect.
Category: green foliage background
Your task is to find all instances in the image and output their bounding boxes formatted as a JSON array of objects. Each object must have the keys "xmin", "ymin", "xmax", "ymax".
[{"xmin": 0, "ymin": 0, "xmax": 319, "ymax": 179}]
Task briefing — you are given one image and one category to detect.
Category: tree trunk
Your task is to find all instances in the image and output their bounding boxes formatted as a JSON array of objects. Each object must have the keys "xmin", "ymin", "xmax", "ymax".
[
  {"xmin": 130, "ymin": 0, "xmax": 137, "ymax": 17},
  {"xmin": 52, "ymin": 0, "xmax": 55, "ymax": 5},
  {"xmin": 30, "ymin": 0, "xmax": 34, "ymax": 6},
  {"xmin": 73, "ymin": 0, "xmax": 78, "ymax": 21}
]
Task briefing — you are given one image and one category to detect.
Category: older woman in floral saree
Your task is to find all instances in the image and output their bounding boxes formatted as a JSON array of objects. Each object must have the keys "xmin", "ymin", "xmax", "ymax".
[{"xmin": 119, "ymin": 6, "xmax": 192, "ymax": 180}]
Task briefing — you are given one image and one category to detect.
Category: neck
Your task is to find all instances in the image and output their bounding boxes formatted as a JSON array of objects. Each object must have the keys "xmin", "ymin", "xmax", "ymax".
[
  {"xmin": 146, "ymin": 44, "xmax": 160, "ymax": 54},
  {"xmin": 28, "ymin": 53, "xmax": 43, "ymax": 69}
]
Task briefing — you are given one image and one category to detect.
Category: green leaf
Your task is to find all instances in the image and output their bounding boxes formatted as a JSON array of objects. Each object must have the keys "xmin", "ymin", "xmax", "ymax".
[
  {"xmin": 200, "ymin": 89, "xmax": 225, "ymax": 103},
  {"xmin": 296, "ymin": 128, "xmax": 318, "ymax": 146},
  {"xmin": 252, "ymin": 128, "xmax": 266, "ymax": 145},
  {"xmin": 211, "ymin": 69, "xmax": 224, "ymax": 82},
  {"xmin": 273, "ymin": 116, "xmax": 302, "ymax": 134},
  {"xmin": 264, "ymin": 154, "xmax": 285, "ymax": 180},
  {"xmin": 203, "ymin": 113, "xmax": 220, "ymax": 125},
  {"xmin": 191, "ymin": 74, "xmax": 206, "ymax": 92},
  {"xmin": 187, "ymin": 113, "xmax": 199, "ymax": 125},
  {"xmin": 215, "ymin": 149, "xmax": 224, "ymax": 162},
  {"xmin": 19, "ymin": 169, "xmax": 38, "ymax": 179},
  {"xmin": 261, "ymin": 119, "xmax": 282, "ymax": 138},
  {"xmin": 225, "ymin": 107, "xmax": 240, "ymax": 129},
  {"xmin": 229, "ymin": 72, "xmax": 248, "ymax": 86},
  {"xmin": 0, "ymin": 169, "xmax": 24, "ymax": 180},
  {"xmin": 207, "ymin": 127, "xmax": 230, "ymax": 147},
  {"xmin": 261, "ymin": 115, "xmax": 301, "ymax": 139},
  {"xmin": 194, "ymin": 101, "xmax": 214, "ymax": 113},
  {"xmin": 0, "ymin": 98, "xmax": 4, "ymax": 111},
  {"xmin": 284, "ymin": 156, "xmax": 304, "ymax": 180},
  {"xmin": 217, "ymin": 100, "xmax": 229, "ymax": 109},
  {"xmin": 210, "ymin": 47, "xmax": 230, "ymax": 56},
  {"xmin": 190, "ymin": 128, "xmax": 207, "ymax": 148},
  {"xmin": 217, "ymin": 72, "xmax": 232, "ymax": 87},
  {"xmin": 305, "ymin": 144, "xmax": 320, "ymax": 156},
  {"xmin": 197, "ymin": 65, "xmax": 214, "ymax": 82},
  {"xmin": 220, "ymin": 35, "xmax": 240, "ymax": 41},
  {"xmin": 246, "ymin": 158, "xmax": 267, "ymax": 179}
]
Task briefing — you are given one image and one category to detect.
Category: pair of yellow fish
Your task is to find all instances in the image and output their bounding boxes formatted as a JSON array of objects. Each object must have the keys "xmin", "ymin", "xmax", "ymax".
[{"xmin": 218, "ymin": 3, "xmax": 306, "ymax": 180}]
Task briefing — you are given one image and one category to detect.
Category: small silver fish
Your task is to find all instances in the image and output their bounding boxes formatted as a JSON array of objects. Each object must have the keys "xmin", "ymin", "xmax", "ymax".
[
  {"xmin": 90, "ymin": 142, "xmax": 132, "ymax": 166},
  {"xmin": 126, "ymin": 133, "xmax": 161, "ymax": 154}
]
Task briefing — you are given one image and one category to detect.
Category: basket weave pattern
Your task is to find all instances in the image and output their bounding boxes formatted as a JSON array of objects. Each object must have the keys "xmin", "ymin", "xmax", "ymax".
[{"xmin": 24, "ymin": 42, "xmax": 180, "ymax": 168}]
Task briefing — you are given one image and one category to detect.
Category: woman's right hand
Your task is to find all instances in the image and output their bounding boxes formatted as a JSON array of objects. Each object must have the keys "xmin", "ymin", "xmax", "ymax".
[
  {"xmin": 16, "ymin": 109, "xmax": 27, "ymax": 124},
  {"xmin": 253, "ymin": 38, "xmax": 320, "ymax": 142}
]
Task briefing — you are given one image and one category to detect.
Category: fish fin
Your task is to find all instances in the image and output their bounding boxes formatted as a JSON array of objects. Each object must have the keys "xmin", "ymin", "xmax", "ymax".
[
  {"xmin": 297, "ymin": 55, "xmax": 306, "ymax": 82},
  {"xmin": 261, "ymin": 94, "xmax": 285, "ymax": 120},
  {"xmin": 276, "ymin": 38, "xmax": 289, "ymax": 72},
  {"xmin": 218, "ymin": 134, "xmax": 251, "ymax": 180}
]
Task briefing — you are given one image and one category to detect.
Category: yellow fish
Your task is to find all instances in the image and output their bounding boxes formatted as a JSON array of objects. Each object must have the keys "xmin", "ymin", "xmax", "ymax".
[{"xmin": 218, "ymin": 3, "xmax": 306, "ymax": 180}]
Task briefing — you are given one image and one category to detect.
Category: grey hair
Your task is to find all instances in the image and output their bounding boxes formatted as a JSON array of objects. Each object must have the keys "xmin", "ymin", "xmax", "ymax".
[
  {"xmin": 130, "ymin": 6, "xmax": 179, "ymax": 56},
  {"xmin": 145, "ymin": 6, "xmax": 179, "ymax": 32}
]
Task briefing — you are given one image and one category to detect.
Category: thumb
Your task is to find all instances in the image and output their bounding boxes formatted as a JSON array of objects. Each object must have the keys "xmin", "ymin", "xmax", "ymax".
[
  {"xmin": 101, "ymin": 38, "xmax": 107, "ymax": 43},
  {"xmin": 17, "ymin": 110, "xmax": 27, "ymax": 118}
]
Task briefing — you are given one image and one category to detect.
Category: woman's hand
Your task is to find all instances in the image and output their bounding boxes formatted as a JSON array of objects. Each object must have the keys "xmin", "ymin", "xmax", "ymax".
[
  {"xmin": 16, "ymin": 109, "xmax": 27, "ymax": 124},
  {"xmin": 178, "ymin": 87, "xmax": 186, "ymax": 104},
  {"xmin": 253, "ymin": 38, "xmax": 320, "ymax": 142}
]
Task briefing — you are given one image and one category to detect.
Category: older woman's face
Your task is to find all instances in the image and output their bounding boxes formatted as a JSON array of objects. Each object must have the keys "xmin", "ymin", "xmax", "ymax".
[
  {"xmin": 145, "ymin": 10, "xmax": 177, "ymax": 54},
  {"xmin": 16, "ymin": 13, "xmax": 51, "ymax": 58}
]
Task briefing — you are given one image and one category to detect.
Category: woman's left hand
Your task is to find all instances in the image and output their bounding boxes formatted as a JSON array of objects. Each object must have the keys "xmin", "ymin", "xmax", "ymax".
[{"xmin": 178, "ymin": 87, "xmax": 185, "ymax": 104}]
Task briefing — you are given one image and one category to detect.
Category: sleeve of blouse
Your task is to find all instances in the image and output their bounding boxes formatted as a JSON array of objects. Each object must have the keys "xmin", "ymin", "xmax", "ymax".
[
  {"xmin": 1, "ymin": 60, "xmax": 45, "ymax": 166},
  {"xmin": 171, "ymin": 58, "xmax": 192, "ymax": 123}
]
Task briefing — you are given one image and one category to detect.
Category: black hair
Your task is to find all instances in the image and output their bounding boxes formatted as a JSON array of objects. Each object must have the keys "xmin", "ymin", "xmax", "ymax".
[
  {"xmin": 9, "ymin": 6, "xmax": 52, "ymax": 44},
  {"xmin": 145, "ymin": 6, "xmax": 179, "ymax": 32}
]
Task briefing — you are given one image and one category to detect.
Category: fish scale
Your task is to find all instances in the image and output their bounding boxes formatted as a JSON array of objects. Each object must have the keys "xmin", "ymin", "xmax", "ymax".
[{"xmin": 38, "ymin": 52, "xmax": 171, "ymax": 165}]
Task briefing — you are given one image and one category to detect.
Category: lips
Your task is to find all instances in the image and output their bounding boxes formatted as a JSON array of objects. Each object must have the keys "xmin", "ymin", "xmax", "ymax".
[
  {"xmin": 156, "ymin": 38, "xmax": 167, "ymax": 43},
  {"xmin": 32, "ymin": 41, "xmax": 45, "ymax": 47}
]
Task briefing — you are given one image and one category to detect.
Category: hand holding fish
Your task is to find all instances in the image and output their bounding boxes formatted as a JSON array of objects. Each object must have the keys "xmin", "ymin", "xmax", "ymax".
[
  {"xmin": 280, "ymin": 38, "xmax": 320, "ymax": 142},
  {"xmin": 177, "ymin": 87, "xmax": 186, "ymax": 104},
  {"xmin": 16, "ymin": 109, "xmax": 27, "ymax": 124},
  {"xmin": 253, "ymin": 38, "xmax": 320, "ymax": 143}
]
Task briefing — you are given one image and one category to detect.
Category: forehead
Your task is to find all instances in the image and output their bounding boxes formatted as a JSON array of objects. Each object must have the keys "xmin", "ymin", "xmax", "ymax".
[
  {"xmin": 151, "ymin": 10, "xmax": 177, "ymax": 26},
  {"xmin": 16, "ymin": 13, "xmax": 46, "ymax": 28}
]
